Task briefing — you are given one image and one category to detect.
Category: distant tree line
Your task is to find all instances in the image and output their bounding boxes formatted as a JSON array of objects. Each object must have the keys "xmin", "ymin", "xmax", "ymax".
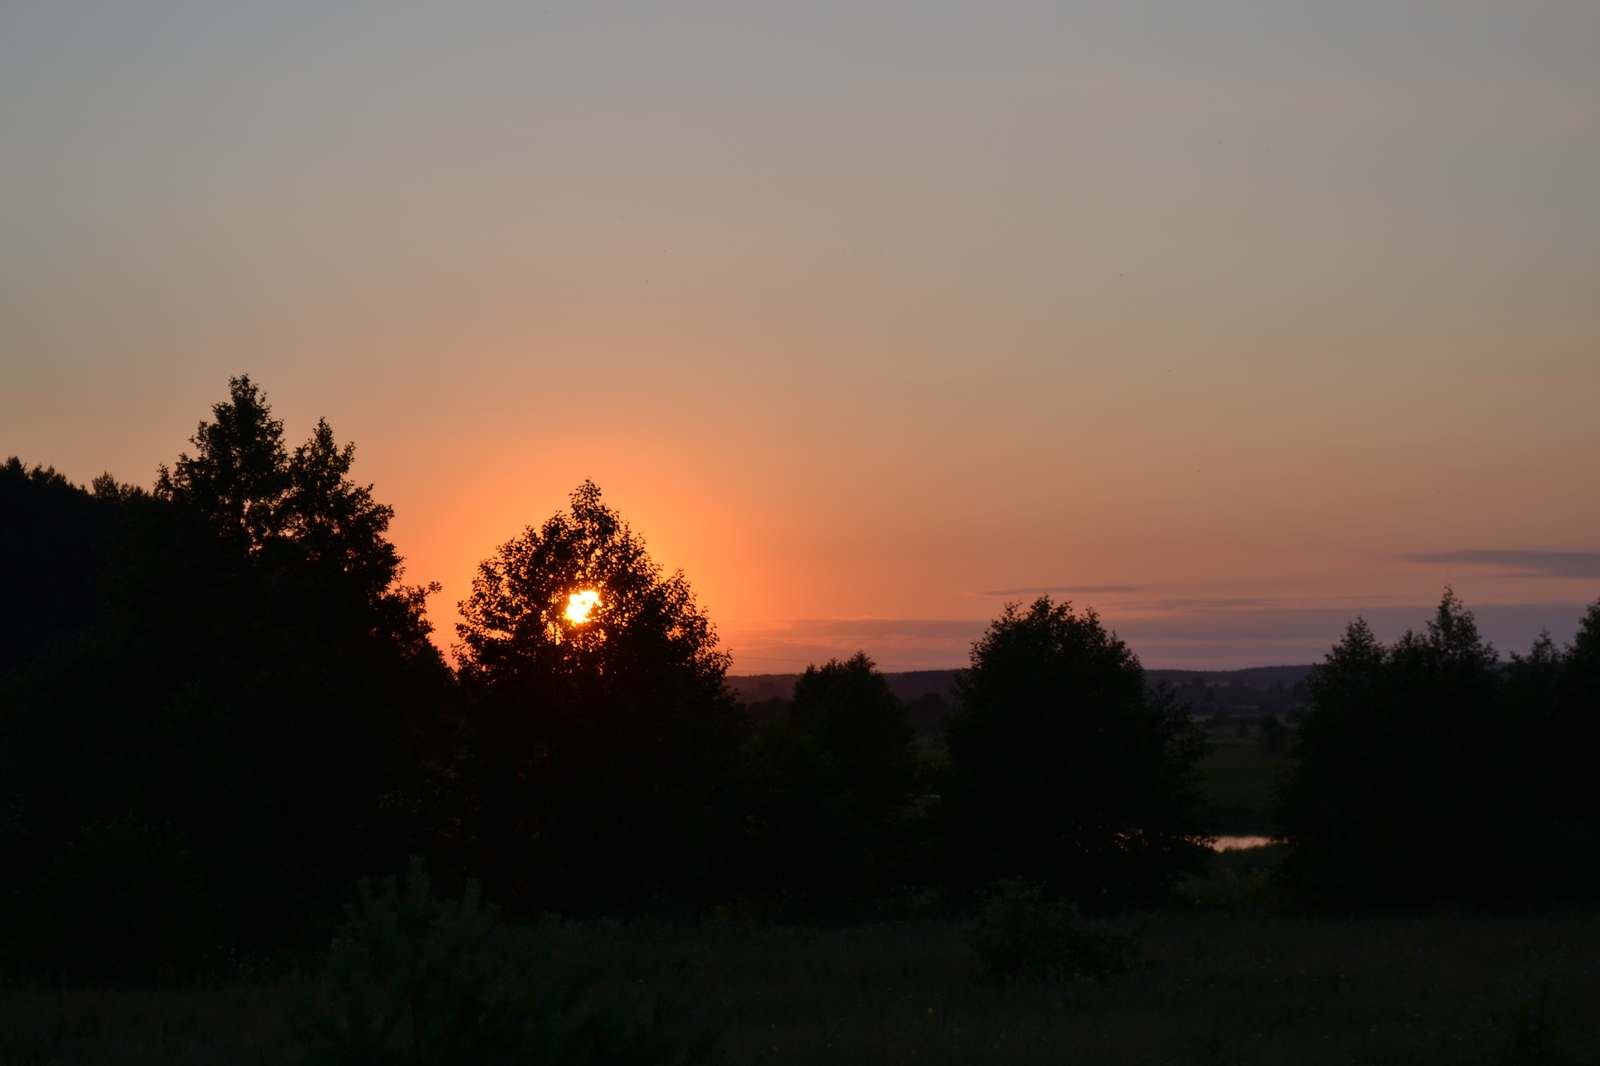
[
  {"xmin": 1275, "ymin": 591, "xmax": 1600, "ymax": 909},
  {"xmin": 2, "ymin": 377, "xmax": 1597, "ymax": 979}
]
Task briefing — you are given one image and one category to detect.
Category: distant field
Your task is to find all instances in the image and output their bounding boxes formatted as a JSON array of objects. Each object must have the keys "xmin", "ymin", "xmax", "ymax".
[
  {"xmin": 1197, "ymin": 728, "xmax": 1294, "ymax": 834},
  {"xmin": 7, "ymin": 903, "xmax": 1597, "ymax": 1065}
]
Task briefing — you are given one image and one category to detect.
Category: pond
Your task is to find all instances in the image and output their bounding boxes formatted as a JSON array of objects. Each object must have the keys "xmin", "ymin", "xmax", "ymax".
[{"xmin": 1212, "ymin": 835, "xmax": 1276, "ymax": 851}]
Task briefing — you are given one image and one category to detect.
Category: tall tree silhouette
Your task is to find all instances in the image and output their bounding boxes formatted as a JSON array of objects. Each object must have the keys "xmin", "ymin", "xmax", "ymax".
[
  {"xmin": 938, "ymin": 597, "xmax": 1209, "ymax": 909},
  {"xmin": 1538, "ymin": 600, "xmax": 1600, "ymax": 897},
  {"xmin": 1279, "ymin": 590, "xmax": 1600, "ymax": 908},
  {"xmin": 0, "ymin": 377, "xmax": 450, "ymax": 965},
  {"xmin": 157, "ymin": 376, "xmax": 290, "ymax": 549},
  {"xmin": 454, "ymin": 481, "xmax": 746, "ymax": 913},
  {"xmin": 742, "ymin": 652, "xmax": 921, "ymax": 909},
  {"xmin": 789, "ymin": 653, "xmax": 918, "ymax": 834},
  {"xmin": 1276, "ymin": 590, "xmax": 1504, "ymax": 907}
]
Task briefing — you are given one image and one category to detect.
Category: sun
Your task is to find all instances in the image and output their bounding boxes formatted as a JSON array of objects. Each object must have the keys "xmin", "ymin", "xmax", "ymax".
[{"xmin": 565, "ymin": 589, "xmax": 600, "ymax": 624}]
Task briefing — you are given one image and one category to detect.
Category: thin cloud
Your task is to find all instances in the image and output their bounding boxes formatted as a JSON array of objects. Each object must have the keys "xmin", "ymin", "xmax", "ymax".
[
  {"xmin": 1403, "ymin": 550, "xmax": 1600, "ymax": 579},
  {"xmin": 979, "ymin": 585, "xmax": 1143, "ymax": 596},
  {"xmin": 1138, "ymin": 597, "xmax": 1279, "ymax": 610},
  {"xmin": 731, "ymin": 618, "xmax": 987, "ymax": 640}
]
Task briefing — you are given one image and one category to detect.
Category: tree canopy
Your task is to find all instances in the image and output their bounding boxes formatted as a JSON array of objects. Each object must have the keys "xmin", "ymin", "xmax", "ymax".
[
  {"xmin": 742, "ymin": 652, "xmax": 920, "ymax": 910},
  {"xmin": 1277, "ymin": 590, "xmax": 1600, "ymax": 908},
  {"xmin": 1, "ymin": 377, "xmax": 451, "ymax": 964},
  {"xmin": 0, "ymin": 458, "xmax": 137, "ymax": 675},
  {"xmin": 453, "ymin": 481, "xmax": 746, "ymax": 913},
  {"xmin": 939, "ymin": 597, "xmax": 1210, "ymax": 909}
]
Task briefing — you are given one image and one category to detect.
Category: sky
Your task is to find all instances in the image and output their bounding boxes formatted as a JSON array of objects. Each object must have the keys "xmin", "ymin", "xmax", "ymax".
[{"xmin": 3, "ymin": 1, "xmax": 1598, "ymax": 671}]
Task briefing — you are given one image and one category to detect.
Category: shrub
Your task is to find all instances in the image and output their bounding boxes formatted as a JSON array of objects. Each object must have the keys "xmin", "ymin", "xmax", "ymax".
[
  {"xmin": 968, "ymin": 880, "xmax": 1141, "ymax": 983},
  {"xmin": 15, "ymin": 817, "xmax": 215, "ymax": 982},
  {"xmin": 1256, "ymin": 714, "xmax": 1288, "ymax": 756},
  {"xmin": 296, "ymin": 859, "xmax": 720, "ymax": 1066}
]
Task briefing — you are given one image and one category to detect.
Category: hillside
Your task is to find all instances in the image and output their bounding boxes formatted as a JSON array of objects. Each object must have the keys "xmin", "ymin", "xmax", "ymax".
[{"xmin": 730, "ymin": 664, "xmax": 1315, "ymax": 734}]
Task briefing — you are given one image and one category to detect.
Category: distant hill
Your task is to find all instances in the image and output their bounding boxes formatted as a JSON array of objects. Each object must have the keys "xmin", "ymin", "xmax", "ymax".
[
  {"xmin": 729, "ymin": 665, "xmax": 1314, "ymax": 703},
  {"xmin": 729, "ymin": 670, "xmax": 961, "ymax": 706},
  {"xmin": 729, "ymin": 664, "xmax": 1316, "ymax": 733},
  {"xmin": 1146, "ymin": 665, "xmax": 1314, "ymax": 689}
]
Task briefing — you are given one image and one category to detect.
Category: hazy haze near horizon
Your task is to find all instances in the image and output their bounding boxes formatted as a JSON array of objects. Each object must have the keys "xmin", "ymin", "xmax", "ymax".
[{"xmin": 3, "ymin": 2, "xmax": 1597, "ymax": 670}]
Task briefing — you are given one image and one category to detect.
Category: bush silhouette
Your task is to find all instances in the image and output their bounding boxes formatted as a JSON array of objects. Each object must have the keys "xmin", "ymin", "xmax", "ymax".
[
  {"xmin": 298, "ymin": 859, "xmax": 719, "ymax": 1066},
  {"xmin": 16, "ymin": 817, "xmax": 214, "ymax": 982},
  {"xmin": 1256, "ymin": 714, "xmax": 1288, "ymax": 755},
  {"xmin": 789, "ymin": 653, "xmax": 918, "ymax": 836},
  {"xmin": 969, "ymin": 880, "xmax": 1140, "ymax": 983}
]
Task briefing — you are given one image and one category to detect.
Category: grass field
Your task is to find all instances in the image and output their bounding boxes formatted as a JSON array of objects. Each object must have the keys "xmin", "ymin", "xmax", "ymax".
[
  {"xmin": 10, "ymin": 726, "xmax": 1594, "ymax": 1066},
  {"xmin": 5, "ymin": 902, "xmax": 1598, "ymax": 1065},
  {"xmin": 1197, "ymin": 728, "xmax": 1295, "ymax": 834}
]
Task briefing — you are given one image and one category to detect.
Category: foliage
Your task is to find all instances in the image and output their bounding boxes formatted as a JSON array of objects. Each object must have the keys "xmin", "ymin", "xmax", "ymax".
[
  {"xmin": 0, "ymin": 377, "xmax": 454, "ymax": 952},
  {"xmin": 739, "ymin": 715, "xmax": 861, "ymax": 909},
  {"xmin": 1277, "ymin": 592, "xmax": 1492, "ymax": 907},
  {"xmin": 13, "ymin": 912, "xmax": 1600, "ymax": 1065},
  {"xmin": 455, "ymin": 480, "xmax": 727, "ymax": 696},
  {"xmin": 968, "ymin": 880, "xmax": 1141, "ymax": 983},
  {"xmin": 155, "ymin": 377, "xmax": 428, "ymax": 620},
  {"xmin": 788, "ymin": 653, "xmax": 918, "ymax": 835},
  {"xmin": 1255, "ymin": 714, "xmax": 1288, "ymax": 756},
  {"xmin": 1276, "ymin": 589, "xmax": 1600, "ymax": 908},
  {"xmin": 741, "ymin": 653, "xmax": 921, "ymax": 909},
  {"xmin": 14, "ymin": 371, "xmax": 1600, "ymax": 964},
  {"xmin": 1500, "ymin": 601, "xmax": 1600, "ymax": 900},
  {"xmin": 1170, "ymin": 844, "xmax": 1284, "ymax": 913},
  {"xmin": 0, "ymin": 457, "xmax": 137, "ymax": 676},
  {"xmin": 297, "ymin": 859, "xmax": 719, "ymax": 1066},
  {"xmin": 8, "ymin": 817, "xmax": 215, "ymax": 982},
  {"xmin": 938, "ymin": 597, "xmax": 1211, "ymax": 909},
  {"xmin": 453, "ymin": 482, "xmax": 747, "ymax": 914}
]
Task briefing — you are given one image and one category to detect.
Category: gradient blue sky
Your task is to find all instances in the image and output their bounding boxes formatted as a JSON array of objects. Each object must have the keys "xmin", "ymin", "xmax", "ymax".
[{"xmin": 4, "ymin": 1, "xmax": 1598, "ymax": 669}]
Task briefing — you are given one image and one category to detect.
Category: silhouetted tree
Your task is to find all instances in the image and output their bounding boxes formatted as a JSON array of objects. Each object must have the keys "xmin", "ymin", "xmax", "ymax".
[
  {"xmin": 1542, "ymin": 601, "xmax": 1600, "ymax": 893},
  {"xmin": 791, "ymin": 653, "xmax": 919, "ymax": 839},
  {"xmin": 1275, "ymin": 590, "xmax": 1506, "ymax": 908},
  {"xmin": 156, "ymin": 376, "xmax": 291, "ymax": 549},
  {"xmin": 1481, "ymin": 600, "xmax": 1600, "ymax": 903},
  {"xmin": 937, "ymin": 597, "xmax": 1209, "ymax": 910},
  {"xmin": 741, "ymin": 713, "xmax": 860, "ymax": 907},
  {"xmin": 1257, "ymin": 713, "xmax": 1288, "ymax": 755},
  {"xmin": 0, "ymin": 377, "xmax": 452, "ymax": 963},
  {"xmin": 453, "ymin": 481, "xmax": 747, "ymax": 914},
  {"xmin": 0, "ymin": 459, "xmax": 138, "ymax": 676},
  {"xmin": 741, "ymin": 653, "xmax": 921, "ymax": 908},
  {"xmin": 14, "ymin": 817, "xmax": 214, "ymax": 982},
  {"xmin": 904, "ymin": 691, "xmax": 953, "ymax": 735}
]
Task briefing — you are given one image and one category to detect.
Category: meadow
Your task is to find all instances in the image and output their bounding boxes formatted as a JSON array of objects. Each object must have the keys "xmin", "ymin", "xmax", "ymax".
[
  {"xmin": 1194, "ymin": 725, "xmax": 1294, "ymax": 836},
  {"xmin": 4, "ymin": 903, "xmax": 1597, "ymax": 1065},
  {"xmin": 6, "ymin": 727, "xmax": 1598, "ymax": 1066}
]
